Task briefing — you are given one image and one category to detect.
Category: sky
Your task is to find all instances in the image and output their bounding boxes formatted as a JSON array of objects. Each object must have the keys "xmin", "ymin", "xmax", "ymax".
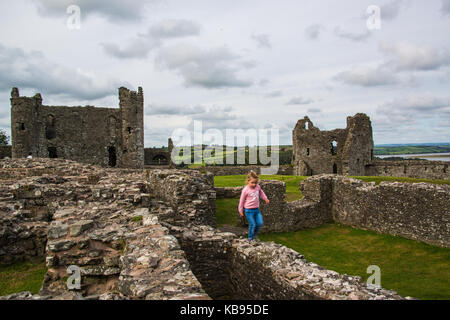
[{"xmin": 0, "ymin": 0, "xmax": 449, "ymax": 147}]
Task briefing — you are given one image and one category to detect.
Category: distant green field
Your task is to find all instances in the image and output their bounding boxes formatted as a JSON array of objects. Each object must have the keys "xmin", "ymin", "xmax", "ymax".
[{"xmin": 374, "ymin": 145, "xmax": 450, "ymax": 155}]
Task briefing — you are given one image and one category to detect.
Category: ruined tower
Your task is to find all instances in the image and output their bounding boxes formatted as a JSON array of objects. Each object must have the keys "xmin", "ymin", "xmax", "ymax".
[
  {"xmin": 292, "ymin": 113, "xmax": 374, "ymax": 176},
  {"xmin": 10, "ymin": 86, "xmax": 144, "ymax": 169},
  {"xmin": 119, "ymin": 87, "xmax": 145, "ymax": 169},
  {"xmin": 10, "ymin": 88, "xmax": 42, "ymax": 159}
]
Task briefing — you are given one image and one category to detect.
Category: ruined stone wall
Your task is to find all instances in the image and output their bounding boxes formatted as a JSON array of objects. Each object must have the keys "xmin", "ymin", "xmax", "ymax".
[
  {"xmin": 329, "ymin": 176, "xmax": 450, "ymax": 247},
  {"xmin": 146, "ymin": 169, "xmax": 216, "ymax": 228},
  {"xmin": 365, "ymin": 160, "xmax": 450, "ymax": 180},
  {"xmin": 190, "ymin": 165, "xmax": 293, "ymax": 176},
  {"xmin": 0, "ymin": 146, "xmax": 11, "ymax": 159},
  {"xmin": 10, "ymin": 87, "xmax": 144, "ymax": 168},
  {"xmin": 172, "ymin": 225, "xmax": 405, "ymax": 300},
  {"xmin": 292, "ymin": 113, "xmax": 374, "ymax": 176},
  {"xmin": 0, "ymin": 158, "xmax": 208, "ymax": 300}
]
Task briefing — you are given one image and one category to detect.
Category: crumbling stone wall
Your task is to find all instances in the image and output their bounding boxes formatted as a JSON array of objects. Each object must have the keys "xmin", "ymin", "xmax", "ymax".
[
  {"xmin": 292, "ymin": 113, "xmax": 374, "ymax": 176},
  {"xmin": 146, "ymin": 169, "xmax": 216, "ymax": 228},
  {"xmin": 144, "ymin": 138, "xmax": 174, "ymax": 166},
  {"xmin": 366, "ymin": 160, "xmax": 450, "ymax": 180},
  {"xmin": 191, "ymin": 165, "xmax": 293, "ymax": 176},
  {"xmin": 171, "ymin": 225, "xmax": 405, "ymax": 300},
  {"xmin": 10, "ymin": 87, "xmax": 144, "ymax": 169},
  {"xmin": 0, "ymin": 158, "xmax": 208, "ymax": 300},
  {"xmin": 329, "ymin": 176, "xmax": 450, "ymax": 247}
]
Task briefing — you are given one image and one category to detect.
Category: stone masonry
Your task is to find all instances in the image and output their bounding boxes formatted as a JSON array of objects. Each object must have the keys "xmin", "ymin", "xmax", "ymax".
[
  {"xmin": 292, "ymin": 113, "xmax": 374, "ymax": 176},
  {"xmin": 10, "ymin": 87, "xmax": 144, "ymax": 169}
]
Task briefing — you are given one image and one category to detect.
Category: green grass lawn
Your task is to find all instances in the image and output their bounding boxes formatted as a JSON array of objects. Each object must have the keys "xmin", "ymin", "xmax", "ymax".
[
  {"xmin": 258, "ymin": 224, "xmax": 450, "ymax": 300},
  {"xmin": 0, "ymin": 261, "xmax": 47, "ymax": 296}
]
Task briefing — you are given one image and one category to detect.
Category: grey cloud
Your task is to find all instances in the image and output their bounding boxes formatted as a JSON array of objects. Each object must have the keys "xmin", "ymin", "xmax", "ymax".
[
  {"xmin": 334, "ymin": 65, "xmax": 398, "ymax": 87},
  {"xmin": 251, "ymin": 34, "xmax": 272, "ymax": 49},
  {"xmin": 265, "ymin": 90, "xmax": 283, "ymax": 98},
  {"xmin": 442, "ymin": 0, "xmax": 450, "ymax": 15},
  {"xmin": 372, "ymin": 95, "xmax": 450, "ymax": 137},
  {"xmin": 307, "ymin": 108, "xmax": 322, "ymax": 113},
  {"xmin": 381, "ymin": 0, "xmax": 407, "ymax": 21},
  {"xmin": 305, "ymin": 24, "xmax": 324, "ymax": 40},
  {"xmin": 35, "ymin": 0, "xmax": 154, "ymax": 23},
  {"xmin": 156, "ymin": 43, "xmax": 254, "ymax": 89},
  {"xmin": 377, "ymin": 96, "xmax": 450, "ymax": 114},
  {"xmin": 102, "ymin": 19, "xmax": 201, "ymax": 59},
  {"xmin": 0, "ymin": 44, "xmax": 127, "ymax": 100},
  {"xmin": 286, "ymin": 97, "xmax": 314, "ymax": 105},
  {"xmin": 380, "ymin": 42, "xmax": 450, "ymax": 71},
  {"xmin": 334, "ymin": 27, "xmax": 372, "ymax": 42},
  {"xmin": 146, "ymin": 104, "xmax": 206, "ymax": 116}
]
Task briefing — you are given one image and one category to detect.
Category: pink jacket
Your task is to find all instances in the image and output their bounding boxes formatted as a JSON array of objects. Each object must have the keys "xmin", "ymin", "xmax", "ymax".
[{"xmin": 238, "ymin": 184, "xmax": 268, "ymax": 213}]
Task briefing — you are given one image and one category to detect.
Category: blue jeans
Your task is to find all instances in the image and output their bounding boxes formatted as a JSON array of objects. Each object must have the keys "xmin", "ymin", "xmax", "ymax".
[{"xmin": 244, "ymin": 208, "xmax": 263, "ymax": 240}]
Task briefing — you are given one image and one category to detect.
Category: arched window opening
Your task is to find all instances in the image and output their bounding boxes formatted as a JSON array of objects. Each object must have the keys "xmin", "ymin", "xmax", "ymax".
[{"xmin": 331, "ymin": 140, "xmax": 338, "ymax": 155}]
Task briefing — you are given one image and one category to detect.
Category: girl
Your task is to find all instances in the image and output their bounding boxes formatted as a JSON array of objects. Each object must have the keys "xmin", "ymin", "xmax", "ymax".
[{"xmin": 238, "ymin": 171, "xmax": 270, "ymax": 242}]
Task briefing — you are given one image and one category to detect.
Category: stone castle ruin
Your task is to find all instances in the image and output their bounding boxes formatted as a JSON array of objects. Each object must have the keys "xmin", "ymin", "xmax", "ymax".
[
  {"xmin": 292, "ymin": 113, "xmax": 449, "ymax": 179},
  {"xmin": 10, "ymin": 87, "xmax": 144, "ymax": 169}
]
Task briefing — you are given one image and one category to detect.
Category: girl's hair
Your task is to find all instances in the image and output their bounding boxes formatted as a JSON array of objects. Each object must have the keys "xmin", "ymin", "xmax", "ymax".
[{"xmin": 246, "ymin": 170, "xmax": 259, "ymax": 183}]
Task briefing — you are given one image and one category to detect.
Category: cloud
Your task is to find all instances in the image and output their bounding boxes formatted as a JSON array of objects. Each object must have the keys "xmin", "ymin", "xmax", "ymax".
[
  {"xmin": 265, "ymin": 90, "xmax": 283, "ymax": 98},
  {"xmin": 156, "ymin": 43, "xmax": 254, "ymax": 89},
  {"xmin": 251, "ymin": 34, "xmax": 272, "ymax": 49},
  {"xmin": 146, "ymin": 104, "xmax": 206, "ymax": 116},
  {"xmin": 377, "ymin": 95, "xmax": 450, "ymax": 114},
  {"xmin": 35, "ymin": 0, "xmax": 154, "ymax": 23},
  {"xmin": 441, "ymin": 0, "xmax": 450, "ymax": 15},
  {"xmin": 0, "ymin": 44, "xmax": 127, "ymax": 100},
  {"xmin": 334, "ymin": 65, "xmax": 398, "ymax": 87},
  {"xmin": 334, "ymin": 27, "xmax": 372, "ymax": 42},
  {"xmin": 304, "ymin": 24, "xmax": 324, "ymax": 40},
  {"xmin": 381, "ymin": 0, "xmax": 407, "ymax": 21},
  {"xmin": 307, "ymin": 108, "xmax": 322, "ymax": 114},
  {"xmin": 286, "ymin": 96, "xmax": 314, "ymax": 105},
  {"xmin": 380, "ymin": 42, "xmax": 450, "ymax": 71},
  {"xmin": 334, "ymin": 42, "xmax": 450, "ymax": 87},
  {"xmin": 101, "ymin": 19, "xmax": 201, "ymax": 59},
  {"xmin": 373, "ymin": 95, "xmax": 450, "ymax": 136}
]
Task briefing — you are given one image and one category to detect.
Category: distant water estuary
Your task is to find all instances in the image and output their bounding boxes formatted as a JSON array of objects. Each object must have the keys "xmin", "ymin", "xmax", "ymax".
[{"xmin": 377, "ymin": 153, "xmax": 450, "ymax": 162}]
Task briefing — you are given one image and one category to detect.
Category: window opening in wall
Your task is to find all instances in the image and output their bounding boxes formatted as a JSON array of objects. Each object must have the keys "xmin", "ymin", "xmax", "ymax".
[
  {"xmin": 108, "ymin": 146, "xmax": 117, "ymax": 167},
  {"xmin": 306, "ymin": 148, "xmax": 310, "ymax": 156},
  {"xmin": 305, "ymin": 122, "xmax": 309, "ymax": 130},
  {"xmin": 371, "ymin": 149, "xmax": 374, "ymax": 160},
  {"xmin": 18, "ymin": 123, "xmax": 25, "ymax": 130},
  {"xmin": 127, "ymin": 127, "xmax": 132, "ymax": 134},
  {"xmin": 331, "ymin": 140, "xmax": 338, "ymax": 155},
  {"xmin": 48, "ymin": 147, "xmax": 57, "ymax": 158},
  {"xmin": 333, "ymin": 163, "xmax": 338, "ymax": 174}
]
